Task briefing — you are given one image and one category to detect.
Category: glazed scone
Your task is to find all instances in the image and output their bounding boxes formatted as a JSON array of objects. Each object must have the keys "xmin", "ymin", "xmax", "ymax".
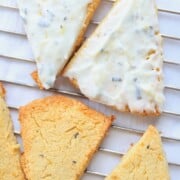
[
  {"xmin": 64, "ymin": 0, "xmax": 164, "ymax": 115},
  {"xmin": 106, "ymin": 126, "xmax": 170, "ymax": 180},
  {"xmin": 19, "ymin": 95, "xmax": 113, "ymax": 180},
  {"xmin": 0, "ymin": 83, "xmax": 24, "ymax": 180},
  {"xmin": 18, "ymin": 0, "xmax": 100, "ymax": 89}
]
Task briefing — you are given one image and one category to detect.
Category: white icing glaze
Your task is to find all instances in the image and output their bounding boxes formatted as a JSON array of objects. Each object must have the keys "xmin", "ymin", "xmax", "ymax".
[
  {"xmin": 65, "ymin": 0, "xmax": 164, "ymax": 114},
  {"xmin": 18, "ymin": 0, "xmax": 91, "ymax": 89}
]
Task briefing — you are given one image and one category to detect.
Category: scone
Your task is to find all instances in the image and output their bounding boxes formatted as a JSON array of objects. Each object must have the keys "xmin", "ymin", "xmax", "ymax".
[
  {"xmin": 0, "ymin": 83, "xmax": 24, "ymax": 180},
  {"xmin": 106, "ymin": 126, "xmax": 170, "ymax": 180},
  {"xmin": 18, "ymin": 0, "xmax": 101, "ymax": 89},
  {"xmin": 64, "ymin": 0, "xmax": 164, "ymax": 115},
  {"xmin": 0, "ymin": 83, "xmax": 5, "ymax": 97},
  {"xmin": 19, "ymin": 95, "xmax": 113, "ymax": 180}
]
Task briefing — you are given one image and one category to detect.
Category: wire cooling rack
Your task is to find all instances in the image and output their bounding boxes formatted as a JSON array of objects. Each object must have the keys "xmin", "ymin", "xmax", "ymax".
[{"xmin": 0, "ymin": 0, "xmax": 180, "ymax": 179}]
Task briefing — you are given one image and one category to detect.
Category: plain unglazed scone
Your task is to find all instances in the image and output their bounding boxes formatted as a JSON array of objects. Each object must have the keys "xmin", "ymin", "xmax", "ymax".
[
  {"xmin": 106, "ymin": 126, "xmax": 170, "ymax": 180},
  {"xmin": 18, "ymin": 0, "xmax": 101, "ymax": 89},
  {"xmin": 0, "ymin": 83, "xmax": 24, "ymax": 180},
  {"xmin": 64, "ymin": 0, "xmax": 164, "ymax": 116},
  {"xmin": 19, "ymin": 95, "xmax": 113, "ymax": 180}
]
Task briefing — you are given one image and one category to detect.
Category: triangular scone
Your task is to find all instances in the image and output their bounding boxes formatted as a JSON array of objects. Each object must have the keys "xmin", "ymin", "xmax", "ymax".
[
  {"xmin": 0, "ymin": 84, "xmax": 24, "ymax": 180},
  {"xmin": 64, "ymin": 0, "xmax": 164, "ymax": 115},
  {"xmin": 19, "ymin": 96, "xmax": 113, "ymax": 180},
  {"xmin": 106, "ymin": 126, "xmax": 170, "ymax": 180},
  {"xmin": 18, "ymin": 0, "xmax": 100, "ymax": 89},
  {"xmin": 0, "ymin": 83, "xmax": 5, "ymax": 97}
]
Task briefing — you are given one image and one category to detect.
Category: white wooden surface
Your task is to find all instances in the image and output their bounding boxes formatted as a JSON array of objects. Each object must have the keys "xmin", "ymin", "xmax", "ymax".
[{"xmin": 0, "ymin": 0, "xmax": 180, "ymax": 179}]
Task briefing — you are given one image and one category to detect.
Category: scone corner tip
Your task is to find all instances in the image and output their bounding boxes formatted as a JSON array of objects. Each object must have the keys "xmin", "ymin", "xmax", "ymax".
[
  {"xmin": 18, "ymin": 0, "xmax": 101, "ymax": 89},
  {"xmin": 0, "ymin": 83, "xmax": 6, "ymax": 97}
]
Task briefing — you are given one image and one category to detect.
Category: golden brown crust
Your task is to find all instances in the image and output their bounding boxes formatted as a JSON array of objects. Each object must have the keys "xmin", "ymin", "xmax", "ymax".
[
  {"xmin": 70, "ymin": 0, "xmax": 101, "ymax": 53},
  {"xmin": 106, "ymin": 126, "xmax": 170, "ymax": 180},
  {"xmin": 63, "ymin": 0, "xmax": 162, "ymax": 116},
  {"xmin": 0, "ymin": 85, "xmax": 25, "ymax": 179},
  {"xmin": 20, "ymin": 154, "xmax": 27, "ymax": 180},
  {"xmin": 0, "ymin": 83, "xmax": 6, "ymax": 98},
  {"xmin": 64, "ymin": 0, "xmax": 149, "ymax": 73},
  {"xmin": 32, "ymin": 0, "xmax": 101, "ymax": 89},
  {"xmin": 63, "ymin": 0, "xmax": 108, "ymax": 74},
  {"xmin": 68, "ymin": 78, "xmax": 80, "ymax": 90},
  {"xmin": 31, "ymin": 71, "xmax": 44, "ymax": 90},
  {"xmin": 65, "ymin": 77, "xmax": 160, "ymax": 116},
  {"xmin": 32, "ymin": 72, "xmax": 159, "ymax": 116},
  {"xmin": 19, "ymin": 95, "xmax": 113, "ymax": 179}
]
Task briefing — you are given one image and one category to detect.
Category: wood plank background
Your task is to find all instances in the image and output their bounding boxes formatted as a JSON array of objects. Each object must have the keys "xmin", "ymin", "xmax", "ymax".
[{"xmin": 0, "ymin": 0, "xmax": 180, "ymax": 179}]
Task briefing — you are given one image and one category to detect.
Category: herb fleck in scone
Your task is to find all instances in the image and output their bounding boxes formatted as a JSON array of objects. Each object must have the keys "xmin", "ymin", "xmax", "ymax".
[
  {"xmin": 64, "ymin": 0, "xmax": 164, "ymax": 115},
  {"xmin": 0, "ymin": 83, "xmax": 24, "ymax": 180},
  {"xmin": 19, "ymin": 95, "xmax": 113, "ymax": 180},
  {"xmin": 106, "ymin": 126, "xmax": 170, "ymax": 180},
  {"xmin": 18, "ymin": 0, "xmax": 101, "ymax": 89}
]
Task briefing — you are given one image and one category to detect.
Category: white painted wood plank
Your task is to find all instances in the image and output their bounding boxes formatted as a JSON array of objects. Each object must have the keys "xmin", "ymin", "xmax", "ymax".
[
  {"xmin": 1, "ymin": 55, "xmax": 180, "ymax": 89},
  {"xmin": 87, "ymin": 151, "xmax": 180, "ymax": 178},
  {"xmin": 0, "ymin": 0, "xmax": 179, "ymax": 179},
  {"xmin": 4, "ymin": 82, "xmax": 180, "ymax": 140}
]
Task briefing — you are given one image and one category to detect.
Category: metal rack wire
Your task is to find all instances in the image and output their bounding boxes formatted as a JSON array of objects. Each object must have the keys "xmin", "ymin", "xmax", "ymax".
[{"xmin": 0, "ymin": 0, "xmax": 180, "ymax": 178}]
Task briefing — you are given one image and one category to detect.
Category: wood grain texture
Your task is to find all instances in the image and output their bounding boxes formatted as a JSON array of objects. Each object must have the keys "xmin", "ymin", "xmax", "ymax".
[{"xmin": 0, "ymin": 0, "xmax": 180, "ymax": 179}]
